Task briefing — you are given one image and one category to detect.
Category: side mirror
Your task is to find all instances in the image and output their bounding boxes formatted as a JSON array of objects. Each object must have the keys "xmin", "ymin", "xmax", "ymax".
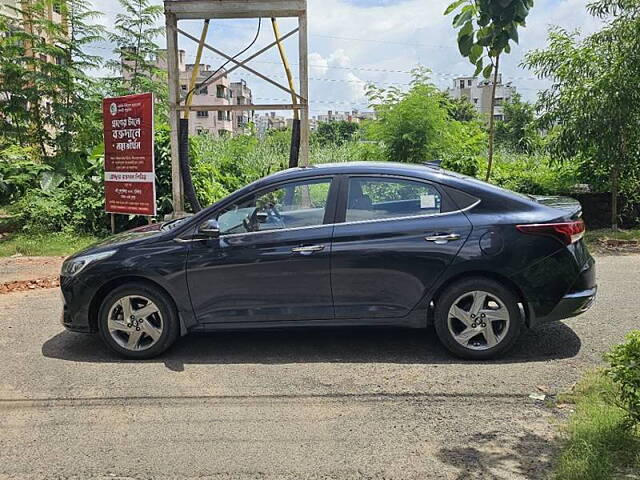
[
  {"xmin": 255, "ymin": 211, "xmax": 268, "ymax": 223},
  {"xmin": 198, "ymin": 219, "xmax": 220, "ymax": 239}
]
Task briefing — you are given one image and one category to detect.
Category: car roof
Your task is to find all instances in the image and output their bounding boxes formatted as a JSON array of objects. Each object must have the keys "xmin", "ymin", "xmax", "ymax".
[
  {"xmin": 252, "ymin": 161, "xmax": 540, "ymax": 210},
  {"xmin": 262, "ymin": 161, "xmax": 457, "ymax": 183}
]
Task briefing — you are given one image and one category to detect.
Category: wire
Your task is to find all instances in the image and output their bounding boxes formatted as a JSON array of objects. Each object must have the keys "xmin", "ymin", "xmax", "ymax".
[{"xmin": 183, "ymin": 18, "xmax": 263, "ymax": 100}]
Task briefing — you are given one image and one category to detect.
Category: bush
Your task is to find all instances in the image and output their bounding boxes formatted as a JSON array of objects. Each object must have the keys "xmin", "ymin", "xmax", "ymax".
[
  {"xmin": 553, "ymin": 370, "xmax": 639, "ymax": 480},
  {"xmin": 484, "ymin": 151, "xmax": 580, "ymax": 196},
  {"xmin": 15, "ymin": 172, "xmax": 106, "ymax": 235},
  {"xmin": 0, "ymin": 145, "xmax": 51, "ymax": 205},
  {"xmin": 606, "ymin": 331, "xmax": 640, "ymax": 428}
]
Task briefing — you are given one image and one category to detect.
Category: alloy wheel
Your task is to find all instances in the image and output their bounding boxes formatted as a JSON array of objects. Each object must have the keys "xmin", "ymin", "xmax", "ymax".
[
  {"xmin": 447, "ymin": 290, "xmax": 511, "ymax": 351},
  {"xmin": 107, "ymin": 295, "xmax": 164, "ymax": 352}
]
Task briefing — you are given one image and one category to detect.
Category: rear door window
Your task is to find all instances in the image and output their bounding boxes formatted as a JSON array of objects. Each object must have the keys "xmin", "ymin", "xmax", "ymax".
[{"xmin": 345, "ymin": 177, "xmax": 442, "ymax": 223}]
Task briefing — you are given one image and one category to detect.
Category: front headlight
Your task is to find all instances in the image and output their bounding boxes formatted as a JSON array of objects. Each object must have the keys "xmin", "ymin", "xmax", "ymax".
[{"xmin": 61, "ymin": 250, "xmax": 117, "ymax": 277}]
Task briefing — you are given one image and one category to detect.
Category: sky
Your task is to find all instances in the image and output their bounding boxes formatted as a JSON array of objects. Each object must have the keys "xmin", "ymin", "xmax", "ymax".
[{"xmin": 90, "ymin": 0, "xmax": 603, "ymax": 117}]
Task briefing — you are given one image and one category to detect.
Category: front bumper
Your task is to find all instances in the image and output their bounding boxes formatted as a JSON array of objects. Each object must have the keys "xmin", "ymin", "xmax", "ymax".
[{"xmin": 60, "ymin": 275, "xmax": 96, "ymax": 333}]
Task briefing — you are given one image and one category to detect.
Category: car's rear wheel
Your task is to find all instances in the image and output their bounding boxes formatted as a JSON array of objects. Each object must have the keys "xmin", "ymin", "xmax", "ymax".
[
  {"xmin": 434, "ymin": 278, "xmax": 523, "ymax": 360},
  {"xmin": 98, "ymin": 283, "xmax": 179, "ymax": 359}
]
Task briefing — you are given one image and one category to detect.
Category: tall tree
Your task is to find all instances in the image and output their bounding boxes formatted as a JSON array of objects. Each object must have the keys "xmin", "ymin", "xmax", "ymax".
[
  {"xmin": 0, "ymin": 0, "xmax": 104, "ymax": 162},
  {"xmin": 523, "ymin": 0, "xmax": 640, "ymax": 229},
  {"xmin": 50, "ymin": 0, "xmax": 106, "ymax": 166},
  {"xmin": 494, "ymin": 93, "xmax": 539, "ymax": 153},
  {"xmin": 445, "ymin": 0, "xmax": 533, "ymax": 181},
  {"xmin": 366, "ymin": 68, "xmax": 485, "ymax": 168},
  {"xmin": 106, "ymin": 0, "xmax": 166, "ymax": 113}
]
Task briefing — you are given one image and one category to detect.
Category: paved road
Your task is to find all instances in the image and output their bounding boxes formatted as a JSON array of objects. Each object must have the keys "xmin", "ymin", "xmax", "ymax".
[{"xmin": 0, "ymin": 255, "xmax": 638, "ymax": 480}]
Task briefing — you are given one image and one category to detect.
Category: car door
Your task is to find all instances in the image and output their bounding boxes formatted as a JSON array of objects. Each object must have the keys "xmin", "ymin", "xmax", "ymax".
[
  {"xmin": 186, "ymin": 176, "xmax": 337, "ymax": 325},
  {"xmin": 331, "ymin": 175, "xmax": 473, "ymax": 319}
]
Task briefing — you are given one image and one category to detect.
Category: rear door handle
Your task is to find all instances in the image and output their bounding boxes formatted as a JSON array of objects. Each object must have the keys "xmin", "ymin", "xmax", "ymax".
[
  {"xmin": 425, "ymin": 233, "xmax": 461, "ymax": 245},
  {"xmin": 291, "ymin": 245, "xmax": 326, "ymax": 255}
]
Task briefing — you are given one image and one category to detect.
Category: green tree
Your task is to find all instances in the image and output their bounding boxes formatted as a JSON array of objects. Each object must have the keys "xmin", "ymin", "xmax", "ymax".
[
  {"xmin": 314, "ymin": 121, "xmax": 359, "ymax": 146},
  {"xmin": 440, "ymin": 93, "xmax": 479, "ymax": 122},
  {"xmin": 0, "ymin": 1, "xmax": 58, "ymax": 158},
  {"xmin": 445, "ymin": 0, "xmax": 533, "ymax": 181},
  {"xmin": 365, "ymin": 68, "xmax": 486, "ymax": 171},
  {"xmin": 494, "ymin": 93, "xmax": 540, "ymax": 153},
  {"xmin": 523, "ymin": 0, "xmax": 640, "ymax": 230},
  {"xmin": 0, "ymin": 0, "xmax": 104, "ymax": 162},
  {"xmin": 106, "ymin": 0, "xmax": 166, "ymax": 112},
  {"xmin": 50, "ymin": 0, "xmax": 106, "ymax": 167}
]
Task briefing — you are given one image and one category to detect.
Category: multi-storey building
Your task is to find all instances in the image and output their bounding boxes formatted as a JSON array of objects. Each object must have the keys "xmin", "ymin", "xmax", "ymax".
[
  {"xmin": 447, "ymin": 75, "xmax": 516, "ymax": 121},
  {"xmin": 314, "ymin": 110, "xmax": 376, "ymax": 125},
  {"xmin": 146, "ymin": 49, "xmax": 253, "ymax": 137},
  {"xmin": 1, "ymin": 0, "xmax": 67, "ymax": 64},
  {"xmin": 230, "ymin": 79, "xmax": 254, "ymax": 134},
  {"xmin": 255, "ymin": 112, "xmax": 287, "ymax": 136}
]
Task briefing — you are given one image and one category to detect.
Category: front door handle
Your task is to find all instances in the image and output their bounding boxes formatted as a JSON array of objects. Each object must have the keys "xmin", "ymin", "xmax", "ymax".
[
  {"xmin": 425, "ymin": 233, "xmax": 461, "ymax": 245},
  {"xmin": 292, "ymin": 245, "xmax": 326, "ymax": 255}
]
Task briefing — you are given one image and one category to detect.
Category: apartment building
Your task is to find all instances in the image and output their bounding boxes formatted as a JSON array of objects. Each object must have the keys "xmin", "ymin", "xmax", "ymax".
[
  {"xmin": 150, "ymin": 50, "xmax": 253, "ymax": 137},
  {"xmin": 255, "ymin": 112, "xmax": 287, "ymax": 136},
  {"xmin": 230, "ymin": 79, "xmax": 254, "ymax": 134},
  {"xmin": 314, "ymin": 110, "xmax": 376, "ymax": 124},
  {"xmin": 1, "ymin": 0, "xmax": 67, "ymax": 64},
  {"xmin": 447, "ymin": 75, "xmax": 516, "ymax": 121}
]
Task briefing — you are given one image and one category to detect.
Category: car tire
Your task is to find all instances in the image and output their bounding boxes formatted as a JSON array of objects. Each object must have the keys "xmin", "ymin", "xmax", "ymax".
[
  {"xmin": 434, "ymin": 277, "xmax": 523, "ymax": 360},
  {"xmin": 98, "ymin": 282, "xmax": 180, "ymax": 359}
]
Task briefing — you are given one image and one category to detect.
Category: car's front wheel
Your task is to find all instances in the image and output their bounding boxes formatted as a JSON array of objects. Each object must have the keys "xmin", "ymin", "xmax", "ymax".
[
  {"xmin": 98, "ymin": 283, "xmax": 179, "ymax": 359},
  {"xmin": 434, "ymin": 278, "xmax": 523, "ymax": 360}
]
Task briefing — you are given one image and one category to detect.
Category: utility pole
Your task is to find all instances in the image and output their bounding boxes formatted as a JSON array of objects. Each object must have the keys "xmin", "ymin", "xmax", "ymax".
[{"xmin": 163, "ymin": 0, "xmax": 309, "ymax": 217}]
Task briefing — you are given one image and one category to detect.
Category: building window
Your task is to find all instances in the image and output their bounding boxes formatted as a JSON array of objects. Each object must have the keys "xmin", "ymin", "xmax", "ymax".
[
  {"xmin": 467, "ymin": 79, "xmax": 472, "ymax": 86},
  {"xmin": 197, "ymin": 85, "xmax": 208, "ymax": 95},
  {"xmin": 181, "ymin": 85, "xmax": 187, "ymax": 92},
  {"xmin": 473, "ymin": 98, "xmax": 478, "ymax": 104},
  {"xmin": 196, "ymin": 128, "xmax": 209, "ymax": 135},
  {"xmin": 216, "ymin": 85, "xmax": 225, "ymax": 98},
  {"xmin": 217, "ymin": 111, "xmax": 224, "ymax": 121},
  {"xmin": 197, "ymin": 111, "xmax": 209, "ymax": 118},
  {"xmin": 459, "ymin": 80, "xmax": 465, "ymax": 89}
]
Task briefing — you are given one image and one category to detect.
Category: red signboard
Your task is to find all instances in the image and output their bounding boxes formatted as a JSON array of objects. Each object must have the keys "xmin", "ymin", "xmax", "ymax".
[{"xmin": 103, "ymin": 93, "xmax": 156, "ymax": 216}]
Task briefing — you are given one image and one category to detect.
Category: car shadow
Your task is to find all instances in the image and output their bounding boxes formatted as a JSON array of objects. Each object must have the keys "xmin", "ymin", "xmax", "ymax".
[{"xmin": 42, "ymin": 321, "xmax": 581, "ymax": 371}]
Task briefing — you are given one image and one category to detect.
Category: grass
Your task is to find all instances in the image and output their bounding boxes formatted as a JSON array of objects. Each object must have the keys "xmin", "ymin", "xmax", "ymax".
[
  {"xmin": 553, "ymin": 370, "xmax": 640, "ymax": 480},
  {"xmin": 585, "ymin": 228, "xmax": 640, "ymax": 243},
  {"xmin": 0, "ymin": 232, "xmax": 100, "ymax": 257}
]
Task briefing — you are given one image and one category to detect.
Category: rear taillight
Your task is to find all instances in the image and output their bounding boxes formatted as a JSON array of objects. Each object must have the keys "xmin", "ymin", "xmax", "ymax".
[{"xmin": 516, "ymin": 219, "xmax": 585, "ymax": 246}]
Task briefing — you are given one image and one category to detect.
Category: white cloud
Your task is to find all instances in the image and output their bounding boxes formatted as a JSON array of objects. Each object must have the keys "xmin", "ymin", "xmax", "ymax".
[{"xmin": 92, "ymin": 0, "xmax": 601, "ymax": 112}]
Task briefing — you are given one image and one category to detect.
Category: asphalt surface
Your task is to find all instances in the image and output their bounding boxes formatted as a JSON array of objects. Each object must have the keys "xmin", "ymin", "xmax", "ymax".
[{"xmin": 0, "ymin": 255, "xmax": 638, "ymax": 480}]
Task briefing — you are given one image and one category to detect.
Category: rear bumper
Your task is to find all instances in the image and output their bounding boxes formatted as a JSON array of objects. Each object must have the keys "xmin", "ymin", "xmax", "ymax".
[
  {"xmin": 535, "ymin": 286, "xmax": 597, "ymax": 324},
  {"xmin": 529, "ymin": 254, "xmax": 597, "ymax": 326}
]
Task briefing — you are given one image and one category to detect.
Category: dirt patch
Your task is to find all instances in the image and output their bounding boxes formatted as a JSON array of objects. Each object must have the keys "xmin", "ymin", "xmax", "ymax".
[
  {"xmin": 0, "ymin": 276, "xmax": 59, "ymax": 294},
  {"xmin": 0, "ymin": 256, "xmax": 64, "ymax": 284},
  {"xmin": 589, "ymin": 239, "xmax": 640, "ymax": 255}
]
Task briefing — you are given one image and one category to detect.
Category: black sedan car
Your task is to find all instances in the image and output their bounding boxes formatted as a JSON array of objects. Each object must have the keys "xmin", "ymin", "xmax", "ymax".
[{"xmin": 61, "ymin": 162, "xmax": 596, "ymax": 360}]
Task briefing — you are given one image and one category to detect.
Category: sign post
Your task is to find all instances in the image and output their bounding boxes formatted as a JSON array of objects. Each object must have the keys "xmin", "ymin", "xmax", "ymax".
[{"xmin": 103, "ymin": 93, "xmax": 156, "ymax": 231}]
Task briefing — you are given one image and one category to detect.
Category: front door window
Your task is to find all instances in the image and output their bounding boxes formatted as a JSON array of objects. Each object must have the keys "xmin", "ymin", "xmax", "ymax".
[{"xmin": 217, "ymin": 178, "xmax": 332, "ymax": 235}]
